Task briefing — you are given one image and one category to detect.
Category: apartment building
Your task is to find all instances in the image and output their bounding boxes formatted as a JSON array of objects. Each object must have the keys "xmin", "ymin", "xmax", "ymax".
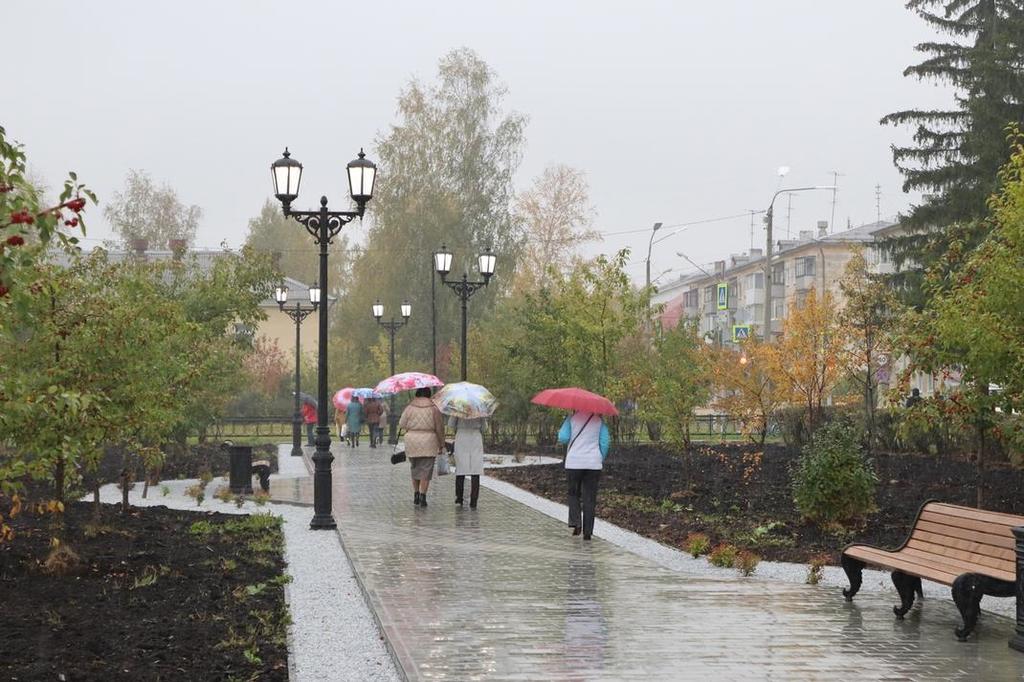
[{"xmin": 654, "ymin": 220, "xmax": 894, "ymax": 346}]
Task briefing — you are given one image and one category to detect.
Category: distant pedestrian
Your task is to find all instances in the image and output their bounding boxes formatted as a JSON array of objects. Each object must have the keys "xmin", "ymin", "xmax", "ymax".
[
  {"xmin": 399, "ymin": 387, "xmax": 445, "ymax": 507},
  {"xmin": 364, "ymin": 398, "xmax": 384, "ymax": 448},
  {"xmin": 379, "ymin": 400, "xmax": 390, "ymax": 445},
  {"xmin": 346, "ymin": 397, "xmax": 364, "ymax": 447},
  {"xmin": 558, "ymin": 410, "xmax": 610, "ymax": 540},
  {"xmin": 301, "ymin": 400, "xmax": 317, "ymax": 446},
  {"xmin": 450, "ymin": 416, "xmax": 485, "ymax": 508},
  {"xmin": 905, "ymin": 388, "xmax": 922, "ymax": 409}
]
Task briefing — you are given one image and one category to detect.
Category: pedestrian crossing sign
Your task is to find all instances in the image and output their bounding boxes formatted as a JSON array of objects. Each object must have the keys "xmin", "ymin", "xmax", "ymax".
[
  {"xmin": 716, "ymin": 283, "xmax": 728, "ymax": 310},
  {"xmin": 732, "ymin": 325, "xmax": 751, "ymax": 342}
]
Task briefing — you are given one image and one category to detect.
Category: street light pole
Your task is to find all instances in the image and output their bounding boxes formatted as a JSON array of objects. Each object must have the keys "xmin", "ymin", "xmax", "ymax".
[
  {"xmin": 645, "ymin": 221, "xmax": 663, "ymax": 292},
  {"xmin": 430, "ymin": 251, "xmax": 437, "ymax": 375},
  {"xmin": 762, "ymin": 186, "xmax": 835, "ymax": 343},
  {"xmin": 434, "ymin": 245, "xmax": 496, "ymax": 381},
  {"xmin": 271, "ymin": 147, "xmax": 376, "ymax": 530},
  {"xmin": 373, "ymin": 300, "xmax": 411, "ymax": 444},
  {"xmin": 275, "ymin": 283, "xmax": 320, "ymax": 457}
]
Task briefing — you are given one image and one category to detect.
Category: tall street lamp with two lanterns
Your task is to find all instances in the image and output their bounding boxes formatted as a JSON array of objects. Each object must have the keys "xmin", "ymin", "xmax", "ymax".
[
  {"xmin": 270, "ymin": 146, "xmax": 376, "ymax": 530},
  {"xmin": 274, "ymin": 282, "xmax": 320, "ymax": 458},
  {"xmin": 434, "ymin": 245, "xmax": 496, "ymax": 382},
  {"xmin": 372, "ymin": 300, "xmax": 411, "ymax": 444}
]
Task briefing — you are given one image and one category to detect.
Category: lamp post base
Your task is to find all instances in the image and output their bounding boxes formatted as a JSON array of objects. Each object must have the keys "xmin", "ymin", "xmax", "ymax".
[
  {"xmin": 309, "ymin": 428, "xmax": 336, "ymax": 530},
  {"xmin": 291, "ymin": 416, "xmax": 304, "ymax": 457}
]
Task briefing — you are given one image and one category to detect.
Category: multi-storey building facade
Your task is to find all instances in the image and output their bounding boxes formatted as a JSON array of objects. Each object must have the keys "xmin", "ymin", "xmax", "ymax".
[{"xmin": 655, "ymin": 220, "xmax": 892, "ymax": 345}]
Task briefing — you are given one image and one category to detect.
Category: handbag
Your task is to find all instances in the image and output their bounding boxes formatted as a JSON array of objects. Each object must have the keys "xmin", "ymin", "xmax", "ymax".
[
  {"xmin": 436, "ymin": 452, "xmax": 451, "ymax": 476},
  {"xmin": 390, "ymin": 432, "xmax": 406, "ymax": 464}
]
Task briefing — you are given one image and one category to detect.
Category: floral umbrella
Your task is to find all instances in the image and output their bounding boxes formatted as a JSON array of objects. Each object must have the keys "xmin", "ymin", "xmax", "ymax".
[
  {"xmin": 332, "ymin": 387, "xmax": 355, "ymax": 411},
  {"xmin": 432, "ymin": 382, "xmax": 498, "ymax": 419},
  {"xmin": 352, "ymin": 387, "xmax": 382, "ymax": 400},
  {"xmin": 374, "ymin": 371, "xmax": 444, "ymax": 396}
]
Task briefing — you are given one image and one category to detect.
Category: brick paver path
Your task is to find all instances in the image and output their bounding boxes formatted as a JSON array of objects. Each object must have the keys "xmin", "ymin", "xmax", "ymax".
[{"xmin": 273, "ymin": 446, "xmax": 1024, "ymax": 680}]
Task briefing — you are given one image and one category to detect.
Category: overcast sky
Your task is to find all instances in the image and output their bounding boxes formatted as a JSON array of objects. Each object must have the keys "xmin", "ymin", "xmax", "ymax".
[{"xmin": 5, "ymin": 1, "xmax": 951, "ymax": 284}]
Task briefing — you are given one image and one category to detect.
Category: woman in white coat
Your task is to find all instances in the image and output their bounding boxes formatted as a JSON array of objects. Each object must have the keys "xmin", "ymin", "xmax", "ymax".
[{"xmin": 450, "ymin": 416, "xmax": 485, "ymax": 508}]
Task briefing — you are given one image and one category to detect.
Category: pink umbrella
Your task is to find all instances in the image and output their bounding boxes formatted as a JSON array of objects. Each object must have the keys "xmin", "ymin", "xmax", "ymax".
[
  {"xmin": 333, "ymin": 387, "xmax": 355, "ymax": 410},
  {"xmin": 531, "ymin": 387, "xmax": 619, "ymax": 416},
  {"xmin": 375, "ymin": 371, "xmax": 444, "ymax": 396}
]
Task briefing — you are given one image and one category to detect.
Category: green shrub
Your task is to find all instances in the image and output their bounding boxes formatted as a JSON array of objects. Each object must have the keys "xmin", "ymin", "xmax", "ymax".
[
  {"xmin": 685, "ymin": 532, "xmax": 711, "ymax": 558},
  {"xmin": 708, "ymin": 543, "xmax": 738, "ymax": 568},
  {"xmin": 734, "ymin": 550, "xmax": 760, "ymax": 577},
  {"xmin": 792, "ymin": 420, "xmax": 877, "ymax": 525}
]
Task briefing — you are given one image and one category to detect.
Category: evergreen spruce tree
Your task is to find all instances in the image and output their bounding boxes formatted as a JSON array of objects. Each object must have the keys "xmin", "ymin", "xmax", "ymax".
[{"xmin": 880, "ymin": 0, "xmax": 1024, "ymax": 305}]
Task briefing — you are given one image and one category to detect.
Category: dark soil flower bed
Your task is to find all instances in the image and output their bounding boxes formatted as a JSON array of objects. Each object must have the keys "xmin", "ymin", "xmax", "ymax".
[
  {"xmin": 0, "ymin": 502, "xmax": 289, "ymax": 680},
  {"xmin": 488, "ymin": 443, "xmax": 1024, "ymax": 565}
]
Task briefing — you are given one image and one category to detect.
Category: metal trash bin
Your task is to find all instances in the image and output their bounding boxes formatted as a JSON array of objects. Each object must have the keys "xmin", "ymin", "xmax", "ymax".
[{"xmin": 225, "ymin": 443, "xmax": 254, "ymax": 495}]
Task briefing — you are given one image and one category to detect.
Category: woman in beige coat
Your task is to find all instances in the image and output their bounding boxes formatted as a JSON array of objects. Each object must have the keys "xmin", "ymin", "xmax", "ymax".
[{"xmin": 398, "ymin": 387, "xmax": 446, "ymax": 507}]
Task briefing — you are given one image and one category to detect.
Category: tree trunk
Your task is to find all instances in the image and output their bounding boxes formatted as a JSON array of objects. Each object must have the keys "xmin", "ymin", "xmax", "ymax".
[{"xmin": 54, "ymin": 455, "xmax": 65, "ymax": 506}]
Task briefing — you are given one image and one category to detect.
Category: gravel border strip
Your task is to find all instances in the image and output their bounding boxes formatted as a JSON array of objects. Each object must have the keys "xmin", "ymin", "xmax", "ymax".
[{"xmin": 480, "ymin": 473, "xmax": 1016, "ymax": 620}]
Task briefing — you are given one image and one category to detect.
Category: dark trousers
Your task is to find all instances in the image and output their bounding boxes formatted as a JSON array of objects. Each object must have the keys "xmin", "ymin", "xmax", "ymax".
[
  {"xmin": 455, "ymin": 474, "xmax": 480, "ymax": 505},
  {"xmin": 305, "ymin": 423, "xmax": 315, "ymax": 445},
  {"xmin": 566, "ymin": 469, "xmax": 600, "ymax": 536}
]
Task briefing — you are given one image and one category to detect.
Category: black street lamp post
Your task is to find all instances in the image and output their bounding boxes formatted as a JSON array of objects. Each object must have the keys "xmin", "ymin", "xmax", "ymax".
[
  {"xmin": 275, "ymin": 282, "xmax": 320, "ymax": 457},
  {"xmin": 434, "ymin": 245, "xmax": 496, "ymax": 381},
  {"xmin": 271, "ymin": 147, "xmax": 376, "ymax": 530},
  {"xmin": 372, "ymin": 300, "xmax": 411, "ymax": 444}
]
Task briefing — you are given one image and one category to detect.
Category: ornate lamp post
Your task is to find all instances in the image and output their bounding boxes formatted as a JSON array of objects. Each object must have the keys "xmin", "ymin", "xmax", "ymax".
[
  {"xmin": 434, "ymin": 245, "xmax": 496, "ymax": 381},
  {"xmin": 275, "ymin": 282, "xmax": 320, "ymax": 458},
  {"xmin": 270, "ymin": 146, "xmax": 376, "ymax": 530},
  {"xmin": 372, "ymin": 300, "xmax": 411, "ymax": 444}
]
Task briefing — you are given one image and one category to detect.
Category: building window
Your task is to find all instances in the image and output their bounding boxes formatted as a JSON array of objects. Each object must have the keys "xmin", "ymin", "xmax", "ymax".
[
  {"xmin": 772, "ymin": 263, "xmax": 785, "ymax": 285},
  {"xmin": 704, "ymin": 285, "xmax": 715, "ymax": 303},
  {"xmin": 744, "ymin": 272, "xmax": 764, "ymax": 289},
  {"xmin": 795, "ymin": 256, "xmax": 816, "ymax": 278},
  {"xmin": 772, "ymin": 300, "xmax": 785, "ymax": 320}
]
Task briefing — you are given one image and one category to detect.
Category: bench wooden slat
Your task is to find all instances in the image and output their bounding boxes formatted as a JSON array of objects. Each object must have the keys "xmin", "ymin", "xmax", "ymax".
[
  {"xmin": 912, "ymin": 528, "xmax": 1017, "ymax": 559},
  {"xmin": 844, "ymin": 545, "xmax": 960, "ymax": 585},
  {"xmin": 917, "ymin": 509, "xmax": 1019, "ymax": 540},
  {"xmin": 912, "ymin": 519, "xmax": 1016, "ymax": 550},
  {"xmin": 925, "ymin": 502, "xmax": 1024, "ymax": 526},
  {"xmin": 905, "ymin": 538, "xmax": 1014, "ymax": 571},
  {"xmin": 919, "ymin": 509, "xmax": 1020, "ymax": 536},
  {"xmin": 899, "ymin": 545, "xmax": 1014, "ymax": 581}
]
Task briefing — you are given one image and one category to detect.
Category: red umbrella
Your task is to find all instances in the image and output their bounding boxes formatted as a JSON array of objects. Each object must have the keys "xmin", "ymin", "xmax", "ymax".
[{"xmin": 531, "ymin": 387, "xmax": 619, "ymax": 416}]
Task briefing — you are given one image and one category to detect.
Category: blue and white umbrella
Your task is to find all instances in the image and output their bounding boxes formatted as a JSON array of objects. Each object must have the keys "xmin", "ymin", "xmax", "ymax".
[{"xmin": 352, "ymin": 387, "xmax": 382, "ymax": 400}]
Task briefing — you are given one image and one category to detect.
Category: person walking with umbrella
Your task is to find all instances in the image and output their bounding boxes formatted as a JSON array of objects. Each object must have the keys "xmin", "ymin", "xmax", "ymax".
[
  {"xmin": 398, "ymin": 386, "xmax": 446, "ymax": 507},
  {"xmin": 346, "ymin": 396, "xmax": 364, "ymax": 448},
  {"xmin": 298, "ymin": 392, "xmax": 318, "ymax": 446},
  {"xmin": 533, "ymin": 388, "xmax": 616, "ymax": 541},
  {"xmin": 364, "ymin": 397, "xmax": 383, "ymax": 448},
  {"xmin": 433, "ymin": 382, "xmax": 498, "ymax": 509}
]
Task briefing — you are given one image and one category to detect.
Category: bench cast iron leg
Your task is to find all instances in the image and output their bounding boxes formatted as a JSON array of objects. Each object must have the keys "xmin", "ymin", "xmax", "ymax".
[
  {"xmin": 952, "ymin": 572, "xmax": 1015, "ymax": 642},
  {"xmin": 841, "ymin": 554, "xmax": 865, "ymax": 601},
  {"xmin": 892, "ymin": 570, "xmax": 921, "ymax": 619}
]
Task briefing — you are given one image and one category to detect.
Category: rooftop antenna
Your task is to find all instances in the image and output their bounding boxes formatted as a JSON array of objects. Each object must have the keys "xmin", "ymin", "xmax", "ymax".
[
  {"xmin": 829, "ymin": 171, "xmax": 844, "ymax": 233},
  {"xmin": 875, "ymin": 184, "xmax": 882, "ymax": 223},
  {"xmin": 785, "ymin": 193, "xmax": 795, "ymax": 239}
]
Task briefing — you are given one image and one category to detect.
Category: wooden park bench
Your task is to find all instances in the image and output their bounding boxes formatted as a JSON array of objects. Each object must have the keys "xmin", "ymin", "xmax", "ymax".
[
  {"xmin": 251, "ymin": 460, "xmax": 271, "ymax": 493},
  {"xmin": 841, "ymin": 501, "xmax": 1024, "ymax": 641}
]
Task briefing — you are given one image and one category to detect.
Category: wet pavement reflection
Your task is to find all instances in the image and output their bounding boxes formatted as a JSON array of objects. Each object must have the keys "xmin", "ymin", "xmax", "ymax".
[{"xmin": 272, "ymin": 446, "xmax": 1024, "ymax": 680}]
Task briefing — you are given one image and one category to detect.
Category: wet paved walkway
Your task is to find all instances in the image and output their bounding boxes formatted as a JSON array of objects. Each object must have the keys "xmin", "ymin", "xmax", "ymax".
[{"xmin": 272, "ymin": 445, "xmax": 1024, "ymax": 680}]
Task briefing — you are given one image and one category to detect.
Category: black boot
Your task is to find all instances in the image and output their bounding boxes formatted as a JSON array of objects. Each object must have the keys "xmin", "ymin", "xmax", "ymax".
[
  {"xmin": 419, "ymin": 493, "xmax": 427, "ymax": 508},
  {"xmin": 414, "ymin": 492, "xmax": 421, "ymax": 506},
  {"xmin": 455, "ymin": 475, "xmax": 465, "ymax": 506},
  {"xmin": 469, "ymin": 475, "xmax": 480, "ymax": 509}
]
